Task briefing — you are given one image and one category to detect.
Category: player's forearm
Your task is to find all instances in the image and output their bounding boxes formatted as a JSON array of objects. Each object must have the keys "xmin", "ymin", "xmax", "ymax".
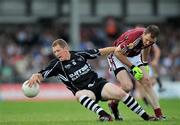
[
  {"xmin": 142, "ymin": 47, "xmax": 151, "ymax": 62},
  {"xmin": 114, "ymin": 49, "xmax": 133, "ymax": 68},
  {"xmin": 152, "ymin": 46, "xmax": 161, "ymax": 63},
  {"xmin": 99, "ymin": 47, "xmax": 116, "ymax": 56}
]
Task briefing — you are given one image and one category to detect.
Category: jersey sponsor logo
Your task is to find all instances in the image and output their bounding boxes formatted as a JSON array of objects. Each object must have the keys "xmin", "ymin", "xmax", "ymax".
[
  {"xmin": 69, "ymin": 64, "xmax": 91, "ymax": 81},
  {"xmin": 127, "ymin": 43, "xmax": 134, "ymax": 49},
  {"xmin": 124, "ymin": 35, "xmax": 128, "ymax": 40},
  {"xmin": 88, "ymin": 81, "xmax": 95, "ymax": 88}
]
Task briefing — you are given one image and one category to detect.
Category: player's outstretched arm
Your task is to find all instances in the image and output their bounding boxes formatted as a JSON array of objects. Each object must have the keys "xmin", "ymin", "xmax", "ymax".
[
  {"xmin": 28, "ymin": 73, "xmax": 44, "ymax": 87},
  {"xmin": 114, "ymin": 46, "xmax": 133, "ymax": 68},
  {"xmin": 98, "ymin": 47, "xmax": 116, "ymax": 56}
]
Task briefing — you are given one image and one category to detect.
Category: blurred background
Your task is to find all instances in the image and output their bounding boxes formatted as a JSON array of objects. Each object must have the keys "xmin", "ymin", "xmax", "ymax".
[{"xmin": 0, "ymin": 0, "xmax": 179, "ymax": 100}]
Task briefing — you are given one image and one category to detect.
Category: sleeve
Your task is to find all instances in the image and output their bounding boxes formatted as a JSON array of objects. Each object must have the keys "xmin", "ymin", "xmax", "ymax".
[
  {"xmin": 39, "ymin": 59, "xmax": 60, "ymax": 79},
  {"xmin": 118, "ymin": 42, "xmax": 128, "ymax": 54},
  {"xmin": 118, "ymin": 28, "xmax": 144, "ymax": 54},
  {"xmin": 76, "ymin": 49, "xmax": 101, "ymax": 59}
]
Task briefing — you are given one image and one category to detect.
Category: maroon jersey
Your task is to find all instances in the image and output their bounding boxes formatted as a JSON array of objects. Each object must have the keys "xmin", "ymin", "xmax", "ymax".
[{"xmin": 113, "ymin": 28, "xmax": 145, "ymax": 57}]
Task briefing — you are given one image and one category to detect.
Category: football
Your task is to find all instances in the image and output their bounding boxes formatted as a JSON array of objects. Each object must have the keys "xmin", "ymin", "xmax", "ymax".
[{"xmin": 22, "ymin": 80, "xmax": 40, "ymax": 98}]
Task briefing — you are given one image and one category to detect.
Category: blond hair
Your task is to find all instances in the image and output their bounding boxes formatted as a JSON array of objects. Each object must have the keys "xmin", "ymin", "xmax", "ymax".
[{"xmin": 52, "ymin": 39, "xmax": 69, "ymax": 48}]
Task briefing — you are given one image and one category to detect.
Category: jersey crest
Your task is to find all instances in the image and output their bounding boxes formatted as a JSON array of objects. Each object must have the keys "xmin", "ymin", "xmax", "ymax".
[{"xmin": 127, "ymin": 43, "xmax": 134, "ymax": 49}]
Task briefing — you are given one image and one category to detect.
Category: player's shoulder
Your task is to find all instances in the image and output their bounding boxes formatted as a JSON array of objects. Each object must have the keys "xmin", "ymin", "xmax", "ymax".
[
  {"xmin": 72, "ymin": 50, "xmax": 84, "ymax": 56},
  {"xmin": 75, "ymin": 49, "xmax": 99, "ymax": 54},
  {"xmin": 48, "ymin": 58, "xmax": 59, "ymax": 65},
  {"xmin": 127, "ymin": 27, "xmax": 144, "ymax": 34},
  {"xmin": 119, "ymin": 27, "xmax": 144, "ymax": 38},
  {"xmin": 124, "ymin": 27, "xmax": 144, "ymax": 40},
  {"xmin": 113, "ymin": 27, "xmax": 145, "ymax": 46}
]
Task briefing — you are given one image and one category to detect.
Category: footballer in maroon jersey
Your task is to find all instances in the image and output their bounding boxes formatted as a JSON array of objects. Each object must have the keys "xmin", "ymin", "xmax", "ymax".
[
  {"xmin": 113, "ymin": 28, "xmax": 156, "ymax": 57},
  {"xmin": 107, "ymin": 25, "xmax": 166, "ymax": 120}
]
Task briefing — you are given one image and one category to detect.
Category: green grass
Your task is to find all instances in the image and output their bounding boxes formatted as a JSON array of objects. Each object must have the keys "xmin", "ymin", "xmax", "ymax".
[{"xmin": 0, "ymin": 99, "xmax": 179, "ymax": 125}]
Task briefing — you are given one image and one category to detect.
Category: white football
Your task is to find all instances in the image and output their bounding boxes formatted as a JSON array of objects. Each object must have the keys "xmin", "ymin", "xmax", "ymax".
[{"xmin": 22, "ymin": 80, "xmax": 40, "ymax": 98}]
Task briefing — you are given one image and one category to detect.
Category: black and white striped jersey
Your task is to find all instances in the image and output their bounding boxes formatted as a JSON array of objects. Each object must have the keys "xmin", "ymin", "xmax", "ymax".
[{"xmin": 39, "ymin": 49, "xmax": 101, "ymax": 94}]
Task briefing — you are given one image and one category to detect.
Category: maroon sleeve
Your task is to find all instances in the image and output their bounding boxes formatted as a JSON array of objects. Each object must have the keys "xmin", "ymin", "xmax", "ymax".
[
  {"xmin": 114, "ymin": 28, "xmax": 144, "ymax": 44},
  {"xmin": 113, "ymin": 28, "xmax": 144, "ymax": 54}
]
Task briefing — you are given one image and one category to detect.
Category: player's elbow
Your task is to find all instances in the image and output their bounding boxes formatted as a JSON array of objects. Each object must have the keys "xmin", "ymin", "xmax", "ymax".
[{"xmin": 114, "ymin": 48, "xmax": 123, "ymax": 57}]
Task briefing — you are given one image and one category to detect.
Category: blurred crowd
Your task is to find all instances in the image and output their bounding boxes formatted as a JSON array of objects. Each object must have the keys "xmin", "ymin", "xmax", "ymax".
[{"xmin": 0, "ymin": 18, "xmax": 179, "ymax": 83}]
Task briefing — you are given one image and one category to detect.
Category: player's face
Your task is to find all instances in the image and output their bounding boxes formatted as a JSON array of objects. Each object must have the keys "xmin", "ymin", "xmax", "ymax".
[
  {"xmin": 52, "ymin": 45, "xmax": 70, "ymax": 61},
  {"xmin": 142, "ymin": 33, "xmax": 157, "ymax": 47}
]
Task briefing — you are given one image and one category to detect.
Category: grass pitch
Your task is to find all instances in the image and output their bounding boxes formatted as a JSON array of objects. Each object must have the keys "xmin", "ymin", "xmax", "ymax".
[{"xmin": 0, "ymin": 99, "xmax": 179, "ymax": 125}]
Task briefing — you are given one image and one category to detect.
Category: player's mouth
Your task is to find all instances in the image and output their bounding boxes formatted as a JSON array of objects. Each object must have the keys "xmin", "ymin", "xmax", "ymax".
[
  {"xmin": 143, "ymin": 42, "xmax": 154, "ymax": 48},
  {"xmin": 58, "ymin": 56, "xmax": 62, "ymax": 60}
]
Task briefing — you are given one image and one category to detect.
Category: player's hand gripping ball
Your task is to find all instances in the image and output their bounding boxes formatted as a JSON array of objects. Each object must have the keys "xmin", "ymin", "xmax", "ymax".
[{"xmin": 22, "ymin": 80, "xmax": 40, "ymax": 98}]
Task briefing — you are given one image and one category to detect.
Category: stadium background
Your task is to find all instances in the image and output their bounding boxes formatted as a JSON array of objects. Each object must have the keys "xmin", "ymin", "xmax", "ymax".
[
  {"xmin": 0, "ymin": 0, "xmax": 179, "ymax": 100},
  {"xmin": 0, "ymin": 0, "xmax": 179, "ymax": 124}
]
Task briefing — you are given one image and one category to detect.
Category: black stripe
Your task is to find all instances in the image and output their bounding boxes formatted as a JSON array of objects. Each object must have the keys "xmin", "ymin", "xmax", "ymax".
[
  {"xmin": 136, "ymin": 107, "xmax": 143, "ymax": 114},
  {"xmin": 127, "ymin": 98, "xmax": 135, "ymax": 107},
  {"xmin": 85, "ymin": 99, "xmax": 92, "ymax": 108},
  {"xmin": 80, "ymin": 96, "xmax": 89, "ymax": 105},
  {"xmin": 114, "ymin": 67, "xmax": 126, "ymax": 76},
  {"xmin": 96, "ymin": 106, "xmax": 100, "ymax": 109},
  {"xmin": 138, "ymin": 64, "xmax": 144, "ymax": 67},
  {"xmin": 89, "ymin": 102, "xmax": 96, "ymax": 110},
  {"xmin": 131, "ymin": 103, "xmax": 139, "ymax": 111},
  {"xmin": 123, "ymin": 96, "xmax": 131, "ymax": 104},
  {"xmin": 141, "ymin": 112, "xmax": 149, "ymax": 120},
  {"xmin": 94, "ymin": 106, "xmax": 100, "ymax": 112}
]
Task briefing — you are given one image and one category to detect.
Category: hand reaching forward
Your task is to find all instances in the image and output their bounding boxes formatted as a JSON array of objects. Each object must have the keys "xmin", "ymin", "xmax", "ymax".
[{"xmin": 28, "ymin": 73, "xmax": 43, "ymax": 87}]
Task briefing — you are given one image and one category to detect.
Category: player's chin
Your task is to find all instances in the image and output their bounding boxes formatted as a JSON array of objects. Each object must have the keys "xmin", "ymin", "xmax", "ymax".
[
  {"xmin": 144, "ymin": 44, "xmax": 151, "ymax": 48},
  {"xmin": 59, "ymin": 58, "xmax": 65, "ymax": 61}
]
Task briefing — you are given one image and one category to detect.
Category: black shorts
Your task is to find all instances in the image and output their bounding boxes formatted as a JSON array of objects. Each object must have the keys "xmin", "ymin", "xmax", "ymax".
[{"xmin": 84, "ymin": 77, "xmax": 108, "ymax": 102}]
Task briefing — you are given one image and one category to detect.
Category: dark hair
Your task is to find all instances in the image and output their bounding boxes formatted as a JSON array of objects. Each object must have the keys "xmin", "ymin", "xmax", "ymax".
[
  {"xmin": 145, "ymin": 25, "xmax": 160, "ymax": 38},
  {"xmin": 52, "ymin": 39, "xmax": 69, "ymax": 48}
]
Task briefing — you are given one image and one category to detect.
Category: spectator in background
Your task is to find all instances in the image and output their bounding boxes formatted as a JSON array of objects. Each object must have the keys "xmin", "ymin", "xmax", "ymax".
[
  {"xmin": 0, "ymin": 22, "xmax": 179, "ymax": 83},
  {"xmin": 79, "ymin": 28, "xmax": 95, "ymax": 49},
  {"xmin": 104, "ymin": 16, "xmax": 119, "ymax": 42}
]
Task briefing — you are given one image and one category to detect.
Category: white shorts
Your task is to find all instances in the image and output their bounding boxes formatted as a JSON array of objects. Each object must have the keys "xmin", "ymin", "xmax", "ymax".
[{"xmin": 107, "ymin": 54, "xmax": 143, "ymax": 73}]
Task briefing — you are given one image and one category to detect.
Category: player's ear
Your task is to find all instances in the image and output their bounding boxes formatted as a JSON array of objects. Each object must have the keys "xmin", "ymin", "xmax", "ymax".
[{"xmin": 64, "ymin": 46, "xmax": 70, "ymax": 51}]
